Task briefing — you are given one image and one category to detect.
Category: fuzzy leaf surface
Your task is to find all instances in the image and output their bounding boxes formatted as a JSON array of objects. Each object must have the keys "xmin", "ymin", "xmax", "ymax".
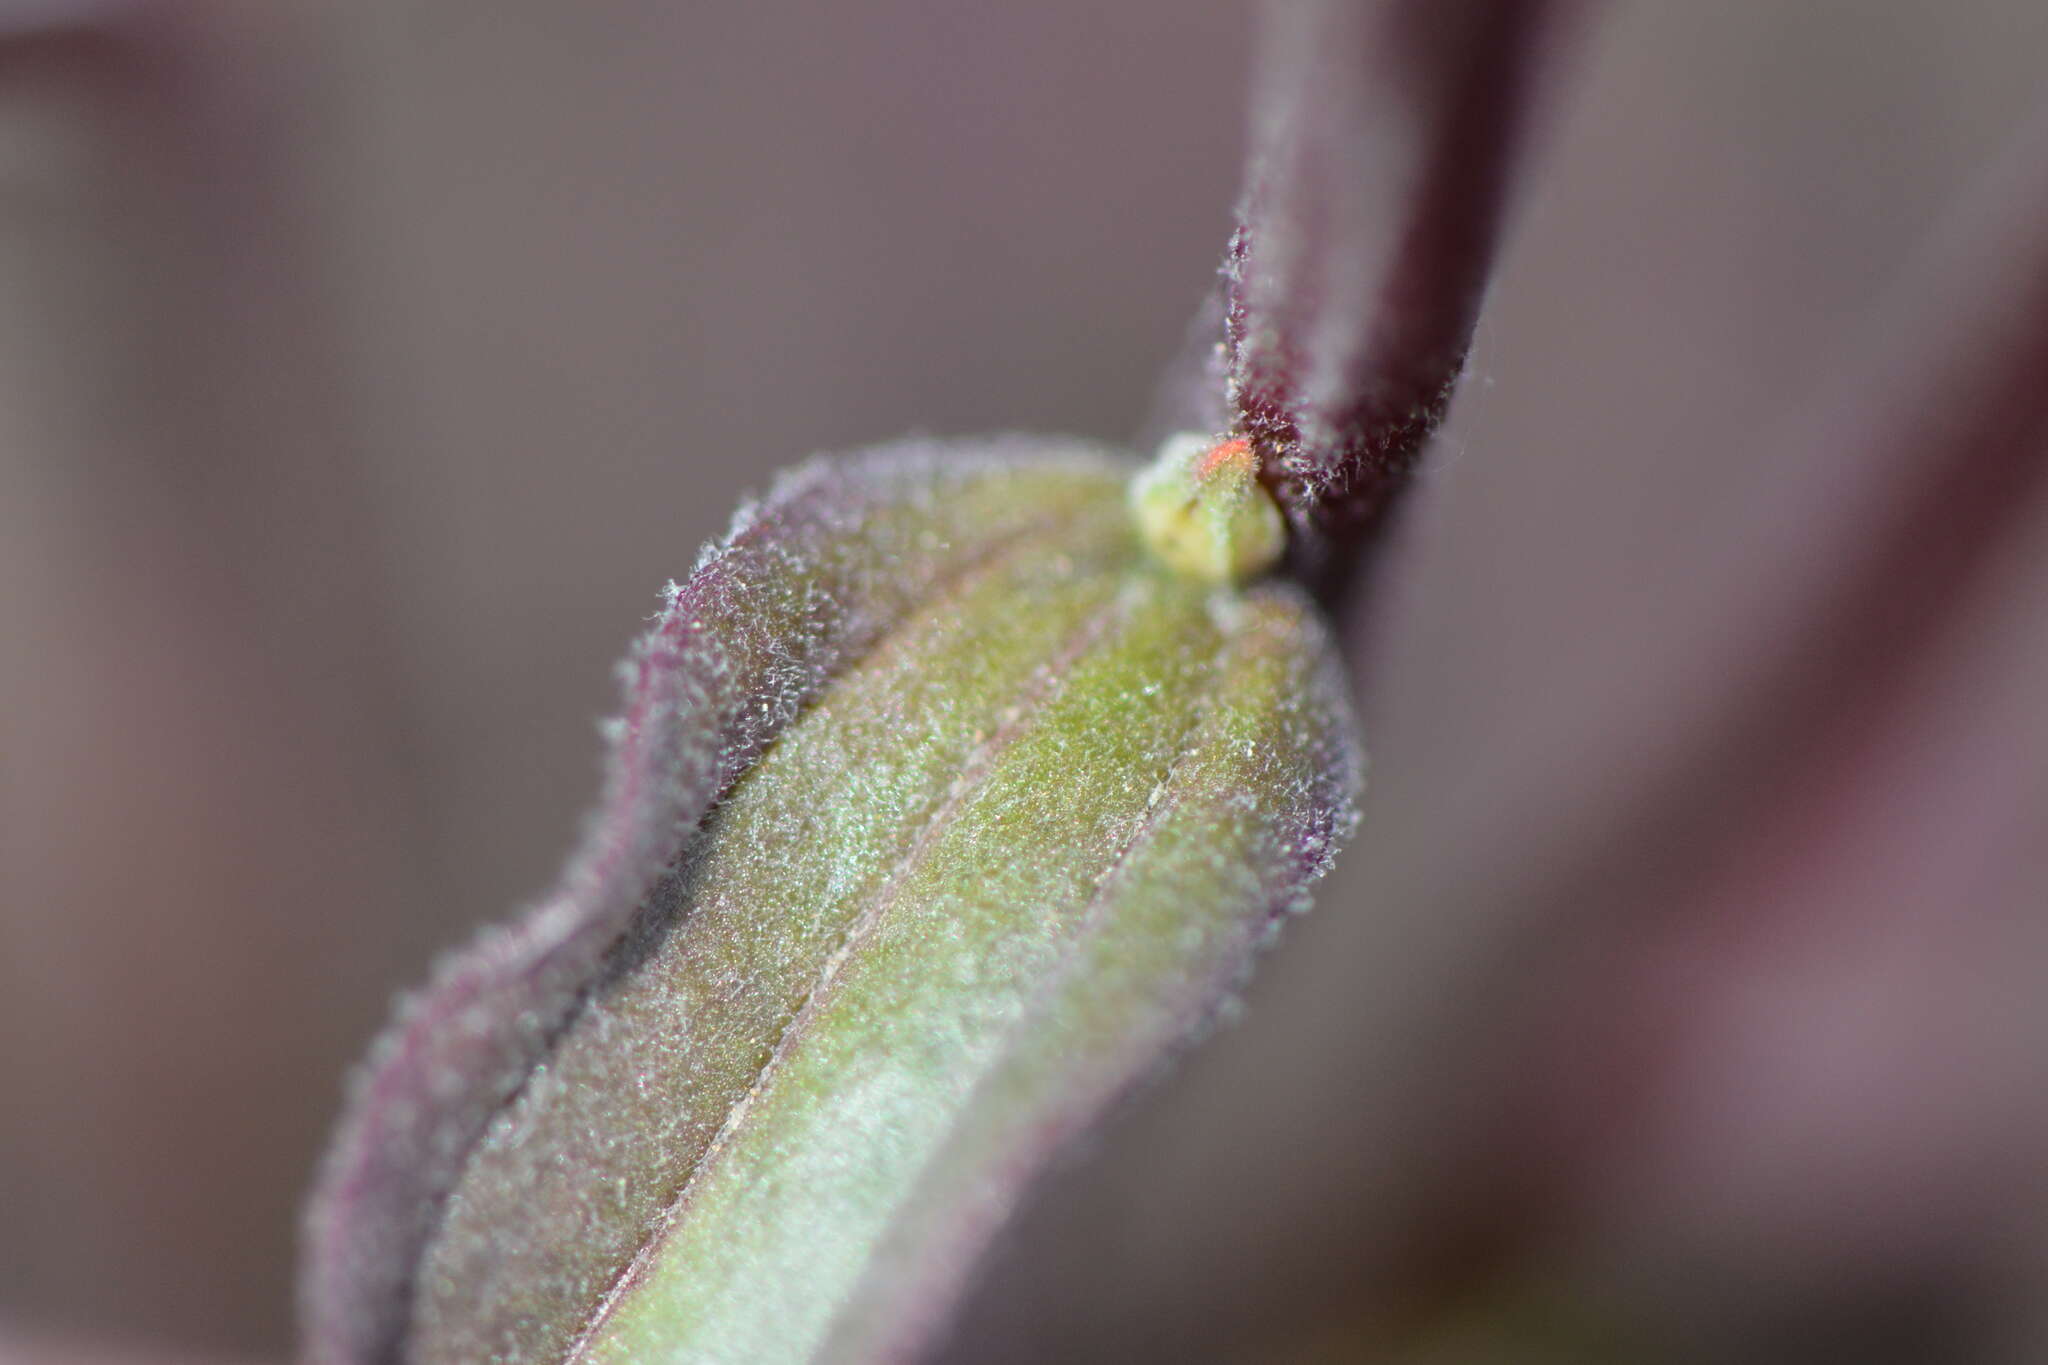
[
  {"xmin": 306, "ymin": 441, "xmax": 1359, "ymax": 1365},
  {"xmin": 303, "ymin": 440, "xmax": 1153, "ymax": 1365}
]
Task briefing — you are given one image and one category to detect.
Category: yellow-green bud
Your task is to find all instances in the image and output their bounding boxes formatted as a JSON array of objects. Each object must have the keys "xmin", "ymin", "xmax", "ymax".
[{"xmin": 1130, "ymin": 432, "xmax": 1288, "ymax": 583}]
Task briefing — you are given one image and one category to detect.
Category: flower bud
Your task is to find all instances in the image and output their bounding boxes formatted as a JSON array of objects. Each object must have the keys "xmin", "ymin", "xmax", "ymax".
[{"xmin": 1131, "ymin": 433, "xmax": 1287, "ymax": 583}]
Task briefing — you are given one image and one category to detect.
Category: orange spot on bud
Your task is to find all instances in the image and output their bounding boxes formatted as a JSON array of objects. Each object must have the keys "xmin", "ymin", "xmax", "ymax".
[{"xmin": 1195, "ymin": 436, "xmax": 1255, "ymax": 481}]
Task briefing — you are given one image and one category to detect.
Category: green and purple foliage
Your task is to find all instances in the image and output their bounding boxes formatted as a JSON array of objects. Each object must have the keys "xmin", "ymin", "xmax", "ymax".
[
  {"xmin": 11, "ymin": 1, "xmax": 2048, "ymax": 1362},
  {"xmin": 300, "ymin": 3, "xmax": 1575, "ymax": 1361}
]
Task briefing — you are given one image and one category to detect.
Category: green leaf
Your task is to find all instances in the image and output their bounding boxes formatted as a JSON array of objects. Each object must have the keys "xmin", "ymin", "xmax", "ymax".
[{"xmin": 398, "ymin": 447, "xmax": 1357, "ymax": 1365}]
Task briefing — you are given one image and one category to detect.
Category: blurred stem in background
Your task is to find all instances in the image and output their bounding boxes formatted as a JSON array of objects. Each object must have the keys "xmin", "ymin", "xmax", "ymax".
[{"xmin": 0, "ymin": 6, "xmax": 430, "ymax": 1352}]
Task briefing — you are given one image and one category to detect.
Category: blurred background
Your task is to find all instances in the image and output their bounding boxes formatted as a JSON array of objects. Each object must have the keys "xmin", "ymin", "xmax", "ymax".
[{"xmin": 4, "ymin": 2, "xmax": 2047, "ymax": 1361}]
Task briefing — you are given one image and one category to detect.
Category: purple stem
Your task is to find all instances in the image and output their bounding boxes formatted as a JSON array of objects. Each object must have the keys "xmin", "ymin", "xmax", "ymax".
[{"xmin": 1226, "ymin": 0, "xmax": 1579, "ymax": 594}]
